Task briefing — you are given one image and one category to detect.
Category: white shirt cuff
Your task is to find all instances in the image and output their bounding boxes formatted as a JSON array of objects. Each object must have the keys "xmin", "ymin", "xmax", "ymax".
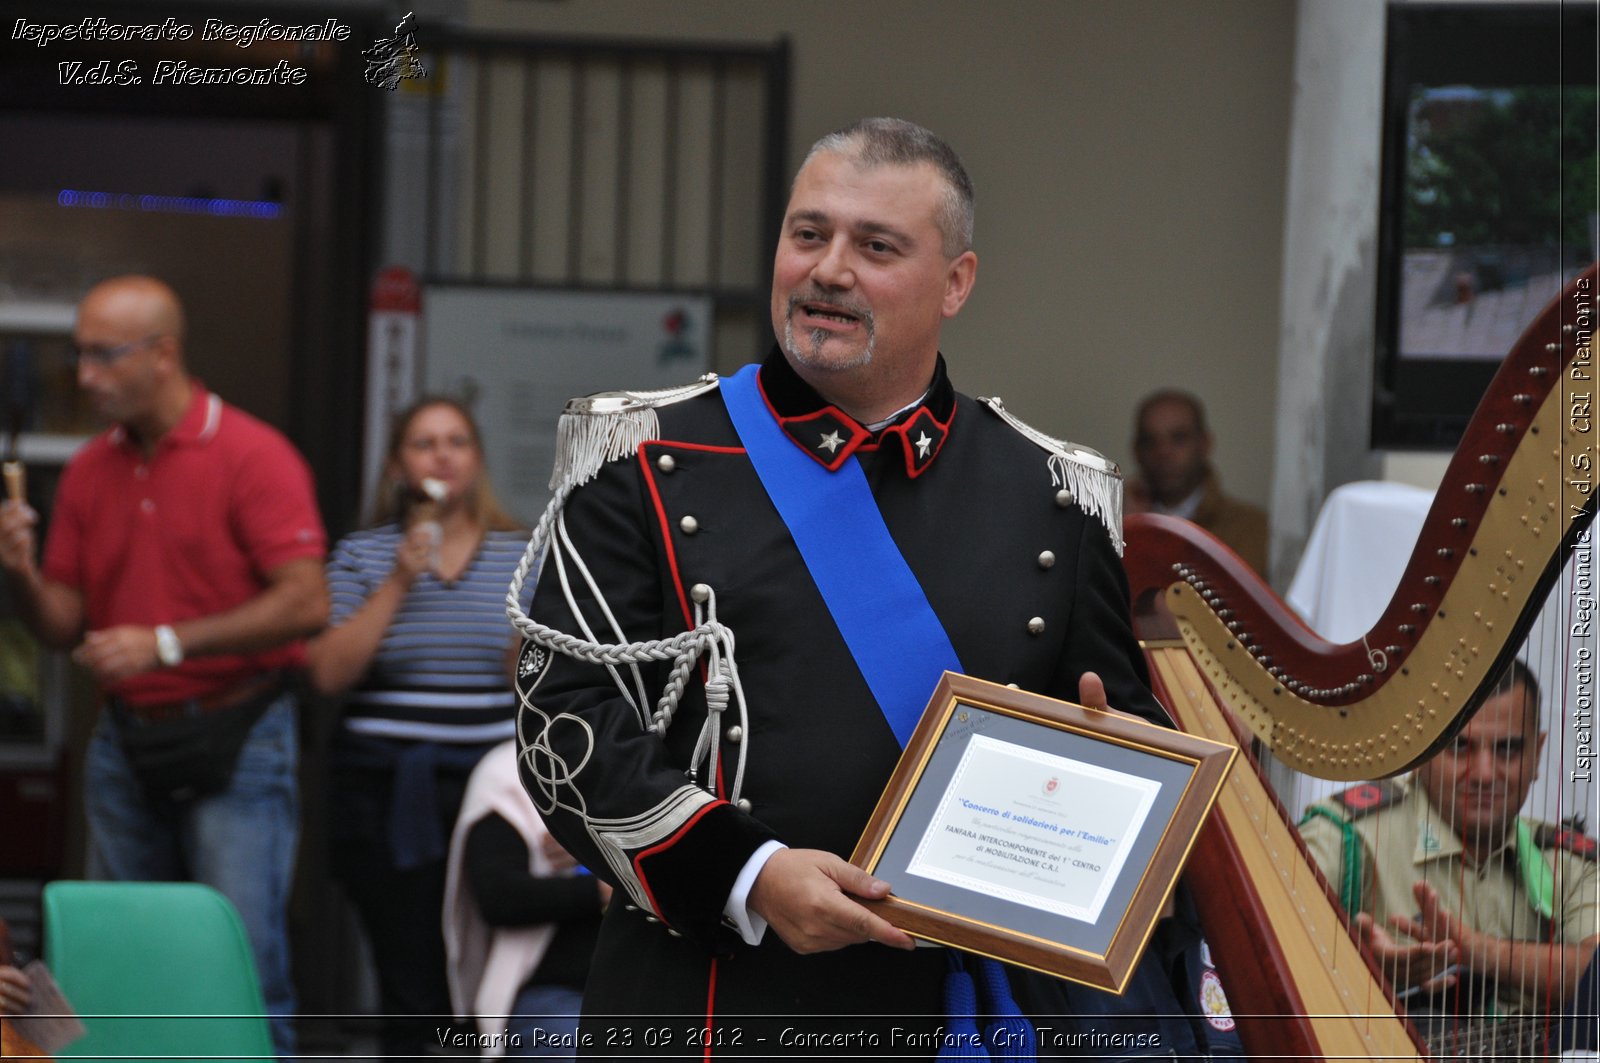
[{"xmin": 724, "ymin": 840, "xmax": 786, "ymax": 945}]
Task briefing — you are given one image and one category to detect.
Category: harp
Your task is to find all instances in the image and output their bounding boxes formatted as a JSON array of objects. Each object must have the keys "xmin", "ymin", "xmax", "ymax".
[{"xmin": 1123, "ymin": 264, "xmax": 1597, "ymax": 1060}]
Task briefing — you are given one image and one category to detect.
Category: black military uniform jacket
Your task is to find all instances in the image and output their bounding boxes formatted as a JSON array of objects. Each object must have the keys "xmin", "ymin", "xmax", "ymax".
[{"xmin": 517, "ymin": 351, "xmax": 1168, "ymax": 1049}]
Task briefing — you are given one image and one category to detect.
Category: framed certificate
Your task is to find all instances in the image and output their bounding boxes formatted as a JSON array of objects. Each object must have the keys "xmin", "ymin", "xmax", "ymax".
[{"xmin": 849, "ymin": 672, "xmax": 1236, "ymax": 993}]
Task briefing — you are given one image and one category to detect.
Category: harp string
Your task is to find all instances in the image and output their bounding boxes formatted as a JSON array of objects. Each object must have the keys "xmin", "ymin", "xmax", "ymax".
[{"xmin": 1261, "ymin": 532, "xmax": 1594, "ymax": 1055}]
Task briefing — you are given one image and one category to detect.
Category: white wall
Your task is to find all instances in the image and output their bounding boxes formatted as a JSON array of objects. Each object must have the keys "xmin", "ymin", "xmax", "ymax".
[{"xmin": 467, "ymin": 0, "xmax": 1297, "ymax": 513}]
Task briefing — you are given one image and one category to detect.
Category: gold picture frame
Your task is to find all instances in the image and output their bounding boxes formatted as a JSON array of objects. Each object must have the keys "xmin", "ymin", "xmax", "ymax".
[{"xmin": 849, "ymin": 672, "xmax": 1235, "ymax": 993}]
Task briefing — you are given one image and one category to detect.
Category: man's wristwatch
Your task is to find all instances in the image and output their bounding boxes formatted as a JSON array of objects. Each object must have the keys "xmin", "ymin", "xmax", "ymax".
[{"xmin": 154, "ymin": 624, "xmax": 185, "ymax": 668}]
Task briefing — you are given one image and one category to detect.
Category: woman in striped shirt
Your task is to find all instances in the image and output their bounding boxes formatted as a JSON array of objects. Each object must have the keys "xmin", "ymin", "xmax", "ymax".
[{"xmin": 308, "ymin": 396, "xmax": 531, "ymax": 1061}]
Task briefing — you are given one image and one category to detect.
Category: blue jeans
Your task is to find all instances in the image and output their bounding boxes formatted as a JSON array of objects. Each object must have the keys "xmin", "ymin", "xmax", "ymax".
[
  {"xmin": 86, "ymin": 693, "xmax": 300, "ymax": 1059},
  {"xmin": 507, "ymin": 984, "xmax": 584, "ymax": 1059}
]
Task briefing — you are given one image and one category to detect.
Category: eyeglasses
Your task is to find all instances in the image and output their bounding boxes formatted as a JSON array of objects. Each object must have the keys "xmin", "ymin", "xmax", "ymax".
[{"xmin": 73, "ymin": 334, "xmax": 164, "ymax": 367}]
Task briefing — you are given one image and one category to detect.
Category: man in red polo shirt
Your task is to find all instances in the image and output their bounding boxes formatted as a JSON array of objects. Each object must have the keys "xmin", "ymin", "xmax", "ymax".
[{"xmin": 0, "ymin": 275, "xmax": 327, "ymax": 1058}]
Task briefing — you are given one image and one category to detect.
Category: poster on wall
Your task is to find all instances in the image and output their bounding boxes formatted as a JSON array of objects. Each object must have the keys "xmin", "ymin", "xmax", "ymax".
[
  {"xmin": 362, "ymin": 267, "xmax": 423, "ymax": 516},
  {"xmin": 421, "ymin": 286, "xmax": 712, "ymax": 525}
]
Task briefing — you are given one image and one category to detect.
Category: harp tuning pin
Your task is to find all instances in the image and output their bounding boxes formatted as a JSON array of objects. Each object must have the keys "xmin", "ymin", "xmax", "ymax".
[
  {"xmin": 1410, "ymin": 603, "xmax": 1429, "ymax": 614},
  {"xmin": 1495, "ymin": 423, "xmax": 1516, "ymax": 433},
  {"xmin": 1465, "ymin": 483, "xmax": 1486, "ymax": 494},
  {"xmin": 1545, "ymin": 341, "xmax": 1563, "ymax": 352},
  {"xmin": 1399, "ymin": 624, "xmax": 1416, "ymax": 635},
  {"xmin": 1512, "ymin": 394, "xmax": 1533, "ymax": 405},
  {"xmin": 1478, "ymin": 454, "xmax": 1499, "ymax": 464},
  {"xmin": 1425, "ymin": 575, "xmax": 1441, "ymax": 586},
  {"xmin": 1226, "ymin": 621, "xmax": 1241, "ymax": 633},
  {"xmin": 1529, "ymin": 365, "xmax": 1549, "ymax": 377},
  {"xmin": 1451, "ymin": 518, "xmax": 1468, "ymax": 529},
  {"xmin": 1436, "ymin": 548, "xmax": 1454, "ymax": 559},
  {"xmin": 1385, "ymin": 645, "xmax": 1403, "ymax": 656}
]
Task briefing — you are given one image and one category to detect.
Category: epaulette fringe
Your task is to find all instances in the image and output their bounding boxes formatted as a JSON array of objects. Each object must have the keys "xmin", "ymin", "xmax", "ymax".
[
  {"xmin": 548, "ymin": 374, "xmax": 722, "ymax": 493},
  {"xmin": 979, "ymin": 396, "xmax": 1125, "ymax": 555}
]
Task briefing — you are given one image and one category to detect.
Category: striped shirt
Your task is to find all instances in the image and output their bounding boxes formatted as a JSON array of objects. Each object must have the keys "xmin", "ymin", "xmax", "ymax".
[{"xmin": 327, "ymin": 525, "xmax": 535, "ymax": 743}]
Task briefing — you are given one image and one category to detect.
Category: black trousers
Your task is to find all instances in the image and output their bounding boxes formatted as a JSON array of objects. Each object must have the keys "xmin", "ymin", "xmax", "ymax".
[{"xmin": 329, "ymin": 748, "xmax": 481, "ymax": 1061}]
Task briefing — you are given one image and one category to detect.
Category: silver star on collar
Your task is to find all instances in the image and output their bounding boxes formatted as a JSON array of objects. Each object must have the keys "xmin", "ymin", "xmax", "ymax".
[
  {"xmin": 818, "ymin": 430, "xmax": 845, "ymax": 454},
  {"xmin": 914, "ymin": 431, "xmax": 933, "ymax": 459}
]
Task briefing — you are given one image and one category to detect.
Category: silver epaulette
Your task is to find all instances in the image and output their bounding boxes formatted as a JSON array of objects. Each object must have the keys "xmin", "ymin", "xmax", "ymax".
[
  {"xmin": 548, "ymin": 374, "xmax": 723, "ymax": 494},
  {"xmin": 978, "ymin": 396, "xmax": 1125, "ymax": 555}
]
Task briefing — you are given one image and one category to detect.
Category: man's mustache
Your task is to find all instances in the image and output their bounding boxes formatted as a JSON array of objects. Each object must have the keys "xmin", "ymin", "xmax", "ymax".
[{"xmin": 787, "ymin": 289, "xmax": 873, "ymax": 323}]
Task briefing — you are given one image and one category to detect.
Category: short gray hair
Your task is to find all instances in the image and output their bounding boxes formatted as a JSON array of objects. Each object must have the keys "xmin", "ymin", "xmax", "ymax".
[{"xmin": 801, "ymin": 117, "xmax": 975, "ymax": 257}]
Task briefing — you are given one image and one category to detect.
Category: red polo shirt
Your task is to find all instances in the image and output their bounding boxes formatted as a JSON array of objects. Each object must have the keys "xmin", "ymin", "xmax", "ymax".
[{"xmin": 42, "ymin": 384, "xmax": 327, "ymax": 705}]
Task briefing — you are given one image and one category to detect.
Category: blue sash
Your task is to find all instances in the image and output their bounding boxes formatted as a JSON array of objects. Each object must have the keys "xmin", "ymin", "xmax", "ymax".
[
  {"xmin": 720, "ymin": 364, "xmax": 1034, "ymax": 1062},
  {"xmin": 718, "ymin": 364, "xmax": 961, "ymax": 745}
]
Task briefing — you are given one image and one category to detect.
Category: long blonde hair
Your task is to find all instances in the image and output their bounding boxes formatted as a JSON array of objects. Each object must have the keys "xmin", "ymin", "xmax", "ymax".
[{"xmin": 370, "ymin": 395, "xmax": 522, "ymax": 532}]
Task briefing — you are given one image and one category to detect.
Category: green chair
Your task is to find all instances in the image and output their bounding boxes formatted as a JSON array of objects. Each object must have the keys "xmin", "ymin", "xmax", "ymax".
[{"xmin": 43, "ymin": 881, "xmax": 275, "ymax": 1062}]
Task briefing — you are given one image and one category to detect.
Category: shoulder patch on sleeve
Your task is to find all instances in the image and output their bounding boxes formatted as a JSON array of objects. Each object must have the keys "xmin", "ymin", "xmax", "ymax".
[
  {"xmin": 1535, "ymin": 824, "xmax": 1599, "ymax": 860},
  {"xmin": 1333, "ymin": 780, "xmax": 1404, "ymax": 818},
  {"xmin": 977, "ymin": 396, "xmax": 1124, "ymax": 554},
  {"xmin": 550, "ymin": 374, "xmax": 721, "ymax": 493}
]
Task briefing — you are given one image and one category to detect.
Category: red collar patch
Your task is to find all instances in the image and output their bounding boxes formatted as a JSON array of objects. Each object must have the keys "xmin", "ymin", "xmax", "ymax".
[
  {"xmin": 875, "ymin": 404, "xmax": 954, "ymax": 479},
  {"xmin": 774, "ymin": 405, "xmax": 871, "ymax": 471}
]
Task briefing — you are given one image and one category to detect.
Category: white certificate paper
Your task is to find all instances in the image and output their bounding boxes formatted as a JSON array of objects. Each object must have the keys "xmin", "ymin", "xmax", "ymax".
[{"xmin": 905, "ymin": 734, "xmax": 1162, "ymax": 923}]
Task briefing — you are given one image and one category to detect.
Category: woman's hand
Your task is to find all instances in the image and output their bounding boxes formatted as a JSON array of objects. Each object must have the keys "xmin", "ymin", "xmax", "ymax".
[{"xmin": 0, "ymin": 965, "xmax": 30, "ymax": 1015}]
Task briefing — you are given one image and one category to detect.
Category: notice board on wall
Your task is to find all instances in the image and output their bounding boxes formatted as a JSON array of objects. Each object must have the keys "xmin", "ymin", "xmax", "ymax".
[{"xmin": 421, "ymin": 286, "xmax": 712, "ymax": 526}]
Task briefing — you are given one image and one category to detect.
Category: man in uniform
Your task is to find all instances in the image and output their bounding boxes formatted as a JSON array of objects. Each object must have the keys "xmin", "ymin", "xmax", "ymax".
[
  {"xmin": 0, "ymin": 276, "xmax": 327, "ymax": 1057},
  {"xmin": 1126, "ymin": 390, "xmax": 1267, "ymax": 573},
  {"xmin": 1300, "ymin": 661, "xmax": 1599, "ymax": 1028},
  {"xmin": 512, "ymin": 119, "xmax": 1241, "ymax": 1057}
]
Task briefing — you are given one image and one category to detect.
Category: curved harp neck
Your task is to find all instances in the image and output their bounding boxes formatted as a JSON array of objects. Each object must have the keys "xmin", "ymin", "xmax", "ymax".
[{"xmin": 1126, "ymin": 263, "xmax": 1598, "ymax": 780}]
